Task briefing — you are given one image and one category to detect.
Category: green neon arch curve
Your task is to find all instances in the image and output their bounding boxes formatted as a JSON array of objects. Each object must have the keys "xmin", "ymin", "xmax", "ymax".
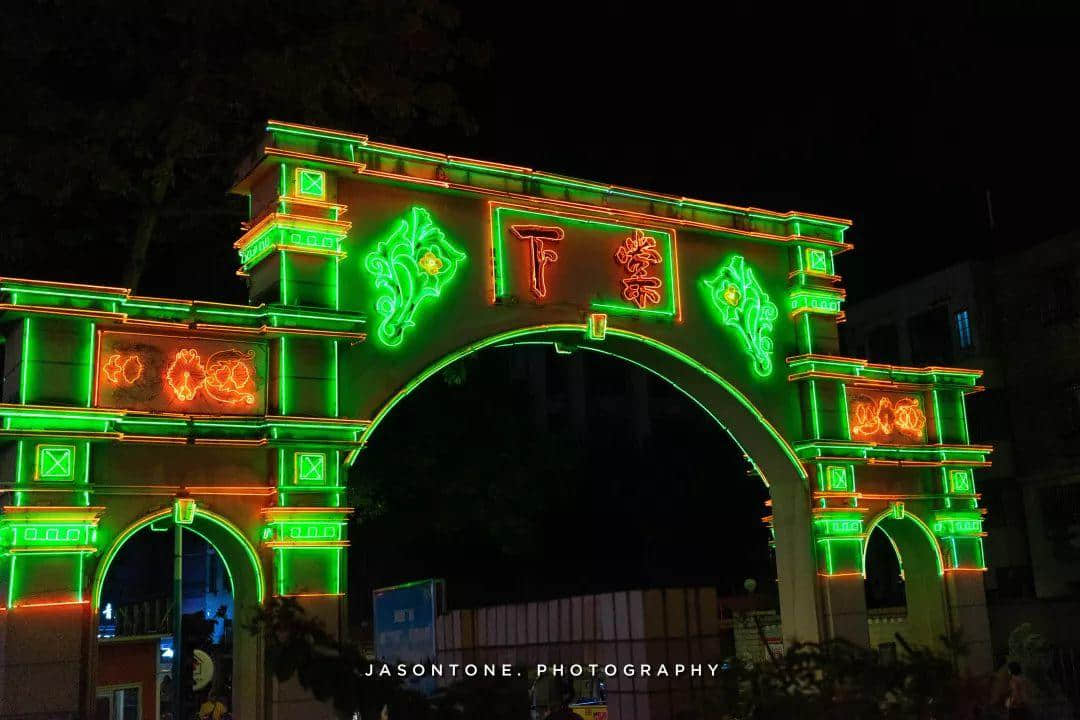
[
  {"xmin": 355, "ymin": 323, "xmax": 806, "ymax": 480},
  {"xmin": 92, "ymin": 506, "xmax": 265, "ymax": 610},
  {"xmin": 861, "ymin": 508, "xmax": 944, "ymax": 578}
]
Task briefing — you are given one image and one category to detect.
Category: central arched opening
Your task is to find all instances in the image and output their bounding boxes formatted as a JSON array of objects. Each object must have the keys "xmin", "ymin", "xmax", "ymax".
[
  {"xmin": 92, "ymin": 508, "xmax": 264, "ymax": 720},
  {"xmin": 349, "ymin": 335, "xmax": 800, "ymax": 716}
]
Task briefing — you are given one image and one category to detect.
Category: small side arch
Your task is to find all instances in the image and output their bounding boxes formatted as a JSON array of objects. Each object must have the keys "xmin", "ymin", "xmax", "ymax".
[
  {"xmin": 92, "ymin": 505, "xmax": 266, "ymax": 610},
  {"xmin": 862, "ymin": 507, "xmax": 949, "ymax": 650},
  {"xmin": 90, "ymin": 504, "xmax": 266, "ymax": 720}
]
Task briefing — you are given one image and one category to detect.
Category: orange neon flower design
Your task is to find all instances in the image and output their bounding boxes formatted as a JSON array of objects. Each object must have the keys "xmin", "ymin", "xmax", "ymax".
[
  {"xmin": 850, "ymin": 395, "xmax": 926, "ymax": 441},
  {"xmin": 101, "ymin": 353, "xmax": 144, "ymax": 387},
  {"xmin": 203, "ymin": 349, "xmax": 257, "ymax": 405},
  {"xmin": 165, "ymin": 349, "xmax": 206, "ymax": 402}
]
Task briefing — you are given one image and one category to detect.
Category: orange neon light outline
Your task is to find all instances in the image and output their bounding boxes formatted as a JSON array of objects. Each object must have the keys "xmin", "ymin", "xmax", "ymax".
[{"xmin": 101, "ymin": 352, "xmax": 144, "ymax": 387}]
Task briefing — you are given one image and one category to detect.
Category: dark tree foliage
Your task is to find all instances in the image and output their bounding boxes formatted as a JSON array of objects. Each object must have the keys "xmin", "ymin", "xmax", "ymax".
[
  {"xmin": 714, "ymin": 640, "xmax": 987, "ymax": 720},
  {"xmin": 0, "ymin": 0, "xmax": 483, "ymax": 295}
]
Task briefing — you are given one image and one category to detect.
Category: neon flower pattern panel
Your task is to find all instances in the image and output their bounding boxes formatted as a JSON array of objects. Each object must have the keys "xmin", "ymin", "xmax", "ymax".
[
  {"xmin": 95, "ymin": 331, "xmax": 267, "ymax": 414},
  {"xmin": 364, "ymin": 206, "xmax": 467, "ymax": 348},
  {"xmin": 847, "ymin": 391, "xmax": 927, "ymax": 443},
  {"xmin": 489, "ymin": 204, "xmax": 680, "ymax": 319},
  {"xmin": 701, "ymin": 254, "xmax": 779, "ymax": 377}
]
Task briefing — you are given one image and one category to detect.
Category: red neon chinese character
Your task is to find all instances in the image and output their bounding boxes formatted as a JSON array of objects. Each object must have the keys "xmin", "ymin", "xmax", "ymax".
[
  {"xmin": 510, "ymin": 225, "xmax": 563, "ymax": 299},
  {"xmin": 615, "ymin": 230, "xmax": 663, "ymax": 309}
]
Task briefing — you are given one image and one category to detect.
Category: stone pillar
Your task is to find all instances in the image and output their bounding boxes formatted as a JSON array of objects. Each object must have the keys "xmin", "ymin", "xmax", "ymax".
[
  {"xmin": 770, "ymin": 476, "xmax": 824, "ymax": 646},
  {"xmin": 268, "ymin": 595, "xmax": 345, "ymax": 720},
  {"xmin": 944, "ymin": 571, "xmax": 993, "ymax": 674},
  {"xmin": 0, "ymin": 602, "xmax": 92, "ymax": 718},
  {"xmin": 819, "ymin": 574, "xmax": 870, "ymax": 647}
]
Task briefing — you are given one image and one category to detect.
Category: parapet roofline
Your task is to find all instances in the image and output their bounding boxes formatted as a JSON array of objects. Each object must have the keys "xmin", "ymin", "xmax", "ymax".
[{"xmin": 232, "ymin": 119, "xmax": 853, "ymax": 242}]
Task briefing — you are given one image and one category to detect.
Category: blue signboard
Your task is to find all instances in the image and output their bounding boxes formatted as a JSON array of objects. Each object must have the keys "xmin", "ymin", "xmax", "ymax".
[{"xmin": 373, "ymin": 579, "xmax": 442, "ymax": 693}]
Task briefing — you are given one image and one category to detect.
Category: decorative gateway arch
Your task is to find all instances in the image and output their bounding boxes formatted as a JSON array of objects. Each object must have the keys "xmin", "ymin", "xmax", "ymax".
[{"xmin": 0, "ymin": 121, "xmax": 992, "ymax": 718}]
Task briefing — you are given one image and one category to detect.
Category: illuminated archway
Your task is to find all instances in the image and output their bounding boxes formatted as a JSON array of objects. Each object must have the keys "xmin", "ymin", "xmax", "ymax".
[{"xmin": 352, "ymin": 322, "xmax": 823, "ymax": 643}]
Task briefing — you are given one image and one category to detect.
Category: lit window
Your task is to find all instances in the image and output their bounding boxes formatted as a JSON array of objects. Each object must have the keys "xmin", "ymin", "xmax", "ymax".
[{"xmin": 955, "ymin": 310, "xmax": 972, "ymax": 350}]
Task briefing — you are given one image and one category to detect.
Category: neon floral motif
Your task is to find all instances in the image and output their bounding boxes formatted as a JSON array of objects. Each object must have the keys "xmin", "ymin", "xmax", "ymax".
[
  {"xmin": 365, "ymin": 206, "xmax": 466, "ymax": 347},
  {"xmin": 165, "ymin": 349, "xmax": 206, "ymax": 401},
  {"xmin": 702, "ymin": 255, "xmax": 779, "ymax": 377},
  {"xmin": 615, "ymin": 230, "xmax": 663, "ymax": 309},
  {"xmin": 101, "ymin": 353, "xmax": 144, "ymax": 387},
  {"xmin": 509, "ymin": 225, "xmax": 563, "ymax": 299},
  {"xmin": 849, "ymin": 394, "xmax": 927, "ymax": 441},
  {"xmin": 203, "ymin": 349, "xmax": 257, "ymax": 405}
]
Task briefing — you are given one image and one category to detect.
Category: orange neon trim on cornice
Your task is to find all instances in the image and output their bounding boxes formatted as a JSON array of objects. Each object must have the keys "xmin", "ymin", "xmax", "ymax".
[
  {"xmin": 257, "ymin": 326, "xmax": 366, "ymax": 340},
  {"xmin": 787, "ymin": 370, "xmax": 984, "ymax": 393},
  {"xmin": 6, "ymin": 546, "xmax": 98, "ymax": 555},
  {"xmin": 786, "ymin": 353, "xmax": 985, "ymax": 378},
  {"xmin": 0, "ymin": 430, "xmax": 122, "ymax": 442},
  {"xmin": 264, "ymin": 540, "xmax": 350, "ymax": 549},
  {"xmin": 788, "ymin": 269, "xmax": 843, "ymax": 283},
  {"xmin": 811, "ymin": 506, "xmax": 870, "ymax": 513},
  {"xmin": 339, "ymin": 130, "xmax": 854, "ymax": 226},
  {"xmin": 233, "ymin": 211, "xmax": 351, "ymax": 251},
  {"xmin": 11, "ymin": 599, "xmax": 91, "ymax": 609},
  {"xmin": 275, "ymin": 195, "xmax": 349, "ymax": 215},
  {"xmin": 261, "ymin": 507, "xmax": 352, "ymax": 516},
  {"xmin": 264, "ymin": 147, "xmax": 366, "ymax": 172},
  {"xmin": 0, "ymin": 276, "xmax": 131, "ymax": 295},
  {"xmin": 0, "ymin": 303, "xmax": 123, "ymax": 321},
  {"xmin": 192, "ymin": 438, "xmax": 268, "ymax": 447},
  {"xmin": 432, "ymin": 183, "xmax": 852, "ymax": 250},
  {"xmin": 268, "ymin": 119, "xmax": 370, "ymax": 143}
]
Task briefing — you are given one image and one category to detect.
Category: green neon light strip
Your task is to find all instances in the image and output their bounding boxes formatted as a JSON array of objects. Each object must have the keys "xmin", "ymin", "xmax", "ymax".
[
  {"xmin": 92, "ymin": 507, "xmax": 264, "ymax": 608},
  {"xmin": 356, "ymin": 324, "xmax": 805, "ymax": 479},
  {"xmin": 20, "ymin": 318, "xmax": 31, "ymax": 404}
]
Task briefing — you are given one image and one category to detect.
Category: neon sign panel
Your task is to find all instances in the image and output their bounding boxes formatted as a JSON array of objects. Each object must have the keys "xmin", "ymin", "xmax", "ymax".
[
  {"xmin": 95, "ymin": 331, "xmax": 267, "ymax": 414},
  {"xmin": 489, "ymin": 203, "xmax": 680, "ymax": 319},
  {"xmin": 847, "ymin": 391, "xmax": 927, "ymax": 443}
]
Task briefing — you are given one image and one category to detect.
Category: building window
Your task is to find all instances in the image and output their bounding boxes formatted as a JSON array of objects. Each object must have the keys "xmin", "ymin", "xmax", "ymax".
[{"xmin": 955, "ymin": 310, "xmax": 972, "ymax": 350}]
